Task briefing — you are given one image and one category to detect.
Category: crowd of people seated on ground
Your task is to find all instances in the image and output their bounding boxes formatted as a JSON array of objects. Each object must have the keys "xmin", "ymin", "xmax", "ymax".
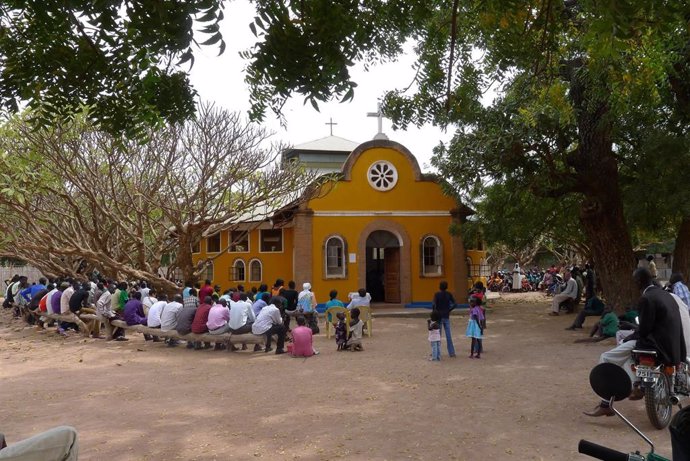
[
  {"xmin": 559, "ymin": 264, "xmax": 690, "ymax": 347},
  {"xmin": 3, "ymin": 274, "xmax": 371, "ymax": 356}
]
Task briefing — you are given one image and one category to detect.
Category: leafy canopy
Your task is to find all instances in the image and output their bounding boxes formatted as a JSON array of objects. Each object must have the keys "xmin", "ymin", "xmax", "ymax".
[{"xmin": 0, "ymin": 1, "xmax": 225, "ymax": 137}]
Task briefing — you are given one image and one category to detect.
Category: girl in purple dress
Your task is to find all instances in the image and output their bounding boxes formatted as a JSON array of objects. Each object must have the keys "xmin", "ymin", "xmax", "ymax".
[{"xmin": 465, "ymin": 296, "xmax": 485, "ymax": 358}]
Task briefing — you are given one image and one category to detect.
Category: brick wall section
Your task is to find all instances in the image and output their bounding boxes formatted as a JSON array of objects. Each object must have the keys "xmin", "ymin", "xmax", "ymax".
[{"xmin": 292, "ymin": 209, "xmax": 314, "ymax": 284}]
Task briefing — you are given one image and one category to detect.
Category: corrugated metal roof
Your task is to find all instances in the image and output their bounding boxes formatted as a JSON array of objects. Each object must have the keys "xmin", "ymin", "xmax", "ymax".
[{"xmin": 292, "ymin": 135, "xmax": 359, "ymax": 152}]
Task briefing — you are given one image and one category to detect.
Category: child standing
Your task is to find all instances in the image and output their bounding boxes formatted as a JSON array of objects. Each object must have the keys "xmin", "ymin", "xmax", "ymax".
[
  {"xmin": 428, "ymin": 310, "xmax": 441, "ymax": 361},
  {"xmin": 335, "ymin": 311, "xmax": 348, "ymax": 350},
  {"xmin": 466, "ymin": 296, "xmax": 485, "ymax": 358}
]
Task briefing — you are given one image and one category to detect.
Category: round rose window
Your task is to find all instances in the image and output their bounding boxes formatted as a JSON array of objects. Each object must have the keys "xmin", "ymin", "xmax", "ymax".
[{"xmin": 367, "ymin": 161, "xmax": 398, "ymax": 191}]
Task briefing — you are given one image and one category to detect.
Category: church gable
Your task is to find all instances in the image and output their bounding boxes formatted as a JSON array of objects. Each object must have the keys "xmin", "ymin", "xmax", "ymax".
[{"xmin": 308, "ymin": 140, "xmax": 458, "ymax": 213}]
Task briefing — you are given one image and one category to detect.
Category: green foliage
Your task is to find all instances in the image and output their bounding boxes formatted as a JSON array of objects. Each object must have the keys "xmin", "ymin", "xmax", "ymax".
[
  {"xmin": 619, "ymin": 129, "xmax": 690, "ymax": 247},
  {"xmin": 242, "ymin": 0, "xmax": 434, "ymax": 121},
  {"xmin": 0, "ymin": 1, "xmax": 225, "ymax": 137}
]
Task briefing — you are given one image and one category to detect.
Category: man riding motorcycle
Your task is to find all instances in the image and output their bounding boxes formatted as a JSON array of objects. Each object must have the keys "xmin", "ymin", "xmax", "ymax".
[{"xmin": 584, "ymin": 267, "xmax": 687, "ymax": 417}]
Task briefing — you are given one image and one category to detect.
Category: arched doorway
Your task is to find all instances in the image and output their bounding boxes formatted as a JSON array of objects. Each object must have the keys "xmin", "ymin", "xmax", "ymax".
[{"xmin": 365, "ymin": 230, "xmax": 401, "ymax": 303}]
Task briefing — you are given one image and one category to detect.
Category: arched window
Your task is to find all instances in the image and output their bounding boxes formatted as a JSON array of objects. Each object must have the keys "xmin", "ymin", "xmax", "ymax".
[
  {"xmin": 421, "ymin": 235, "xmax": 443, "ymax": 276},
  {"xmin": 205, "ymin": 262, "xmax": 214, "ymax": 282},
  {"xmin": 325, "ymin": 235, "xmax": 346, "ymax": 277},
  {"xmin": 249, "ymin": 259, "xmax": 262, "ymax": 282},
  {"xmin": 230, "ymin": 259, "xmax": 245, "ymax": 281}
]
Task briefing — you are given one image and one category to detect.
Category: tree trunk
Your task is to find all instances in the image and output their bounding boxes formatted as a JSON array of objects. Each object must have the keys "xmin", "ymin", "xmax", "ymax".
[
  {"xmin": 672, "ymin": 216, "xmax": 690, "ymax": 277},
  {"xmin": 566, "ymin": 62, "xmax": 639, "ymax": 312},
  {"xmin": 577, "ymin": 159, "xmax": 639, "ymax": 310},
  {"xmin": 579, "ymin": 183, "xmax": 638, "ymax": 311},
  {"xmin": 176, "ymin": 235, "xmax": 198, "ymax": 288}
]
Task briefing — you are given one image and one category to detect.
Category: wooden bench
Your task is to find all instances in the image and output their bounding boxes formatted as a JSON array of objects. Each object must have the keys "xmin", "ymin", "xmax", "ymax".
[
  {"xmin": 107, "ymin": 319, "xmax": 267, "ymax": 349},
  {"xmin": 28, "ymin": 308, "xmax": 98, "ymax": 337}
]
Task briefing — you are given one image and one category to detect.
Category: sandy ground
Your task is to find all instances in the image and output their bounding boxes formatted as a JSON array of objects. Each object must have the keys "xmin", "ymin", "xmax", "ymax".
[{"xmin": 0, "ymin": 292, "xmax": 678, "ymax": 460}]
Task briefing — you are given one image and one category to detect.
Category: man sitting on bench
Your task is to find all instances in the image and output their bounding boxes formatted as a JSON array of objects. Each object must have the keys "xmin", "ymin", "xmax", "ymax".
[
  {"xmin": 549, "ymin": 270, "xmax": 578, "ymax": 316},
  {"xmin": 252, "ymin": 297, "xmax": 286, "ymax": 355}
]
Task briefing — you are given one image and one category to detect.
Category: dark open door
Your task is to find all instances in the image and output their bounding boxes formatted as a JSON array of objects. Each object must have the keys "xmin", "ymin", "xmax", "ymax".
[{"xmin": 384, "ymin": 247, "xmax": 401, "ymax": 303}]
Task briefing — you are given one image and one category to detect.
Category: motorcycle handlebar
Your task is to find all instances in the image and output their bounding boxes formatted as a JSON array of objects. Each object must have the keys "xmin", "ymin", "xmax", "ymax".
[{"xmin": 578, "ymin": 440, "xmax": 630, "ymax": 461}]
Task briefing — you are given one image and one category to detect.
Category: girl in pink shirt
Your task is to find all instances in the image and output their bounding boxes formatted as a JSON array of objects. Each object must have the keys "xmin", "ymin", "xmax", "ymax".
[{"xmin": 290, "ymin": 316, "xmax": 316, "ymax": 357}]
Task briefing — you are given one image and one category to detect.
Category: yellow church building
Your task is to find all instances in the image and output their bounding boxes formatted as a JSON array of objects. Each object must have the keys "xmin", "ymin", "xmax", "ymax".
[{"xmin": 192, "ymin": 137, "xmax": 479, "ymax": 307}]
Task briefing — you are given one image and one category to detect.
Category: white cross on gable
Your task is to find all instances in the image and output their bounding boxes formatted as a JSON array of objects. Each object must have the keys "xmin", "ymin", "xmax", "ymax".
[{"xmin": 366, "ymin": 103, "xmax": 389, "ymax": 140}]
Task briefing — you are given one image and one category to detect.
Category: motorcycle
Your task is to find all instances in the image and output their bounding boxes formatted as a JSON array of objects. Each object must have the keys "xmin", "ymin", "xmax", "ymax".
[
  {"xmin": 579, "ymin": 362, "xmax": 671, "ymax": 461},
  {"xmin": 632, "ymin": 349, "xmax": 690, "ymax": 430},
  {"xmin": 487, "ymin": 277, "xmax": 503, "ymax": 292},
  {"xmin": 545, "ymin": 274, "xmax": 564, "ymax": 296},
  {"xmin": 500, "ymin": 274, "xmax": 512, "ymax": 293},
  {"xmin": 527, "ymin": 270, "xmax": 542, "ymax": 291}
]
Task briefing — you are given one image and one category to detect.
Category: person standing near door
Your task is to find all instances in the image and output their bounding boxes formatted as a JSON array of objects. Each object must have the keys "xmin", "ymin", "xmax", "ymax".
[{"xmin": 432, "ymin": 281, "xmax": 457, "ymax": 358}]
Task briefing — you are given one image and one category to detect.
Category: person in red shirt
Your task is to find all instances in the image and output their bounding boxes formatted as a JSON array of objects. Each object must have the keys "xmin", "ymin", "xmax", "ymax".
[
  {"xmin": 191, "ymin": 296, "xmax": 213, "ymax": 350},
  {"xmin": 38, "ymin": 291, "xmax": 49, "ymax": 312},
  {"xmin": 198, "ymin": 280, "xmax": 214, "ymax": 302}
]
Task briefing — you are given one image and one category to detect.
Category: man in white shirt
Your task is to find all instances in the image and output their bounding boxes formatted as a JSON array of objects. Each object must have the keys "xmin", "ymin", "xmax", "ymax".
[
  {"xmin": 139, "ymin": 282, "xmax": 150, "ymax": 300},
  {"xmin": 147, "ymin": 295, "xmax": 167, "ymax": 328},
  {"xmin": 550, "ymin": 270, "xmax": 578, "ymax": 315},
  {"xmin": 142, "ymin": 288, "xmax": 157, "ymax": 316},
  {"xmin": 229, "ymin": 294, "xmax": 255, "ymax": 334},
  {"xmin": 347, "ymin": 288, "xmax": 371, "ymax": 309},
  {"xmin": 251, "ymin": 297, "xmax": 286, "ymax": 354},
  {"xmin": 60, "ymin": 282, "xmax": 77, "ymax": 315},
  {"xmin": 160, "ymin": 294, "xmax": 183, "ymax": 346},
  {"xmin": 228, "ymin": 293, "xmax": 255, "ymax": 351},
  {"xmin": 95, "ymin": 287, "xmax": 114, "ymax": 318},
  {"xmin": 95, "ymin": 286, "xmax": 125, "ymax": 341},
  {"xmin": 145, "ymin": 294, "xmax": 167, "ymax": 343}
]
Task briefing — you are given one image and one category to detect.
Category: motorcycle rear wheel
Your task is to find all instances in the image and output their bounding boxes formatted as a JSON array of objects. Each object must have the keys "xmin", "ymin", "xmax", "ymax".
[{"xmin": 645, "ymin": 373, "xmax": 673, "ymax": 430}]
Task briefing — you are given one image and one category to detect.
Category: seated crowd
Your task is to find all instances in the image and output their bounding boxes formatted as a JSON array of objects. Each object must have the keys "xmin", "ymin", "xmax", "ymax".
[{"xmin": 4, "ymin": 275, "xmax": 371, "ymax": 356}]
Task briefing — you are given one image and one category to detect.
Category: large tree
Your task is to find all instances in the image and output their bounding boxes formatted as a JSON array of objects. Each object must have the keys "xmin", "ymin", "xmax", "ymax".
[
  {"xmin": 0, "ymin": 1, "xmax": 225, "ymax": 136},
  {"xmin": 243, "ymin": 1, "xmax": 690, "ymax": 307},
  {"xmin": 0, "ymin": 104, "xmax": 319, "ymax": 293}
]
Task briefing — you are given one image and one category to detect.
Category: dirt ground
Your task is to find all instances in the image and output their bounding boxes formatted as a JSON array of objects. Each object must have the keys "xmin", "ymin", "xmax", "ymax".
[{"xmin": 0, "ymin": 293, "xmax": 677, "ymax": 460}]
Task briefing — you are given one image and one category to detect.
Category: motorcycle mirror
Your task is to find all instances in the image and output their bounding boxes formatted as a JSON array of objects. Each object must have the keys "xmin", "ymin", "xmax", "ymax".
[{"xmin": 589, "ymin": 363, "xmax": 632, "ymax": 402}]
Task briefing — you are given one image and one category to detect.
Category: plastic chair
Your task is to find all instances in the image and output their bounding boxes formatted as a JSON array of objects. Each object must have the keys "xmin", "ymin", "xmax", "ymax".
[
  {"xmin": 355, "ymin": 305, "xmax": 372, "ymax": 337},
  {"xmin": 325, "ymin": 307, "xmax": 350, "ymax": 339}
]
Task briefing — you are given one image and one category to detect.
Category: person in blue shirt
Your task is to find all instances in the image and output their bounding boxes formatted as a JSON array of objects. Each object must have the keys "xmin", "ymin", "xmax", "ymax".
[
  {"xmin": 670, "ymin": 273, "xmax": 690, "ymax": 309},
  {"xmin": 17, "ymin": 276, "xmax": 36, "ymax": 304}
]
